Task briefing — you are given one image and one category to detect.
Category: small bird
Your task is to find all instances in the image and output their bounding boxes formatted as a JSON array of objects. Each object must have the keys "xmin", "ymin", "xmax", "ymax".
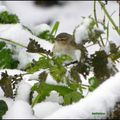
[{"xmin": 52, "ymin": 33, "xmax": 81, "ymax": 61}]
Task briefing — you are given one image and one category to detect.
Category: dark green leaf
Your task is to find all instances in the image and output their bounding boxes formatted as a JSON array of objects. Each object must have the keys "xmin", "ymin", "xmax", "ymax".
[
  {"xmin": 0, "ymin": 100, "xmax": 8, "ymax": 119},
  {"xmin": 0, "ymin": 41, "xmax": 19, "ymax": 69},
  {"xmin": 0, "ymin": 11, "xmax": 19, "ymax": 24}
]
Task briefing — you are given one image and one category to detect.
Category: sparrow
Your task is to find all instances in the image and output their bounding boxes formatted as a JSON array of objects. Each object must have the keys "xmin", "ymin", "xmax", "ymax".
[{"xmin": 52, "ymin": 33, "xmax": 81, "ymax": 61}]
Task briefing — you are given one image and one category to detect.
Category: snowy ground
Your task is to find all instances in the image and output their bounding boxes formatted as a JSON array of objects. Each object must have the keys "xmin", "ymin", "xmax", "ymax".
[{"xmin": 0, "ymin": 1, "xmax": 120, "ymax": 119}]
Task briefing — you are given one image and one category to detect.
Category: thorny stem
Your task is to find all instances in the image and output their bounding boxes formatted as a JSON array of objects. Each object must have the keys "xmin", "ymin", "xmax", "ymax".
[
  {"xmin": 98, "ymin": 0, "xmax": 120, "ymax": 36},
  {"xmin": 93, "ymin": 0, "xmax": 105, "ymax": 47}
]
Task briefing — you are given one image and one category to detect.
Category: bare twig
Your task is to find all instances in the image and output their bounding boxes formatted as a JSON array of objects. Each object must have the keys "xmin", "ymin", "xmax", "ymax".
[{"xmin": 98, "ymin": 0, "xmax": 120, "ymax": 35}]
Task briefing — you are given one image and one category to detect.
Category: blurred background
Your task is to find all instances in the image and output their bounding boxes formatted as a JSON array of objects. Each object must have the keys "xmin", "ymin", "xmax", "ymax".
[{"xmin": 0, "ymin": 1, "xmax": 119, "ymax": 36}]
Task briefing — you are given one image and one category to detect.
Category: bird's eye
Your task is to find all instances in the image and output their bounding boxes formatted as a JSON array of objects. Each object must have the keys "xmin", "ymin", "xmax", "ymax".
[{"xmin": 61, "ymin": 38, "xmax": 66, "ymax": 41}]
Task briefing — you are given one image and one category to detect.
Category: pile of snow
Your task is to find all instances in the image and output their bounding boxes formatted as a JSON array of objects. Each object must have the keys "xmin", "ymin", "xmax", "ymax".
[
  {"xmin": 3, "ymin": 100, "xmax": 36, "ymax": 119},
  {"xmin": 45, "ymin": 91, "xmax": 64, "ymax": 104},
  {"xmin": 33, "ymin": 102, "xmax": 62, "ymax": 119},
  {"xmin": 74, "ymin": 18, "xmax": 92, "ymax": 44},
  {"xmin": 15, "ymin": 81, "xmax": 32, "ymax": 102}
]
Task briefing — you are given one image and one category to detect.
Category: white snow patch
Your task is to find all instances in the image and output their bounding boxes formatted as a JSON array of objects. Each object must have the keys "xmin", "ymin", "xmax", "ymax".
[
  {"xmin": 45, "ymin": 91, "xmax": 64, "ymax": 104},
  {"xmin": 15, "ymin": 81, "xmax": 32, "ymax": 102},
  {"xmin": 0, "ymin": 5, "xmax": 8, "ymax": 13},
  {"xmin": 34, "ymin": 23, "xmax": 51, "ymax": 36},
  {"xmin": 74, "ymin": 18, "xmax": 91, "ymax": 44},
  {"xmin": 33, "ymin": 102, "xmax": 62, "ymax": 119},
  {"xmin": 3, "ymin": 100, "xmax": 36, "ymax": 119}
]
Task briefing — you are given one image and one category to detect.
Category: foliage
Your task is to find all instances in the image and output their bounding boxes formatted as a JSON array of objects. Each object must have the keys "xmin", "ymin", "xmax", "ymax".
[
  {"xmin": 0, "ymin": 71, "xmax": 22, "ymax": 98},
  {"xmin": 0, "ymin": 1, "xmax": 120, "ymax": 110},
  {"xmin": 0, "ymin": 41, "xmax": 19, "ymax": 69},
  {"xmin": 0, "ymin": 100, "xmax": 8, "ymax": 119},
  {"xmin": 37, "ymin": 21, "xmax": 60, "ymax": 43},
  {"xmin": 88, "ymin": 77, "xmax": 100, "ymax": 91},
  {"xmin": 0, "ymin": 11, "xmax": 19, "ymax": 24},
  {"xmin": 32, "ymin": 82, "xmax": 83, "ymax": 106}
]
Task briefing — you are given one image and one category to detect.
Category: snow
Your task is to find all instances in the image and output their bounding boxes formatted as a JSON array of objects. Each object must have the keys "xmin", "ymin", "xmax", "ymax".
[
  {"xmin": 15, "ymin": 81, "xmax": 32, "ymax": 102},
  {"xmin": 0, "ymin": 5, "xmax": 7, "ymax": 13},
  {"xmin": 34, "ymin": 23, "xmax": 51, "ymax": 36},
  {"xmin": 33, "ymin": 102, "xmax": 62, "ymax": 119},
  {"xmin": 74, "ymin": 18, "xmax": 91, "ymax": 44},
  {"xmin": 46, "ymin": 72, "xmax": 120, "ymax": 119},
  {"xmin": 3, "ymin": 100, "xmax": 36, "ymax": 119},
  {"xmin": 45, "ymin": 91, "xmax": 64, "ymax": 104},
  {"xmin": 0, "ymin": 97, "xmax": 14, "ymax": 109}
]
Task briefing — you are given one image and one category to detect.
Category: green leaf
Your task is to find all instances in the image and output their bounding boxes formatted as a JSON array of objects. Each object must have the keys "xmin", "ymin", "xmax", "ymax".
[
  {"xmin": 27, "ymin": 57, "xmax": 52, "ymax": 74},
  {"xmin": 0, "ymin": 41, "xmax": 19, "ymax": 69},
  {"xmin": 0, "ymin": 11, "xmax": 19, "ymax": 24},
  {"xmin": 37, "ymin": 22, "xmax": 60, "ymax": 43},
  {"xmin": 88, "ymin": 77, "xmax": 100, "ymax": 91},
  {"xmin": 32, "ymin": 82, "xmax": 83, "ymax": 106},
  {"xmin": 50, "ymin": 65, "xmax": 66, "ymax": 82},
  {"xmin": 50, "ymin": 21, "xmax": 60, "ymax": 36},
  {"xmin": 0, "ymin": 100, "xmax": 8, "ymax": 119}
]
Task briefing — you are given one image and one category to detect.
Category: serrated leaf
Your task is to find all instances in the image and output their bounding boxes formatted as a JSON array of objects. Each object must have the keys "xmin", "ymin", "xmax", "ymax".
[
  {"xmin": 32, "ymin": 82, "xmax": 83, "ymax": 106},
  {"xmin": 27, "ymin": 38, "xmax": 52, "ymax": 56},
  {"xmin": 0, "ymin": 100, "xmax": 8, "ymax": 119}
]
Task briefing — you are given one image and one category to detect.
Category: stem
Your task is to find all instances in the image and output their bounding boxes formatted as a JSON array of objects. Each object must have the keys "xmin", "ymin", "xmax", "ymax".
[
  {"xmin": 0, "ymin": 37, "xmax": 27, "ymax": 48},
  {"xmin": 98, "ymin": 0, "xmax": 120, "ymax": 35},
  {"xmin": 93, "ymin": 0, "xmax": 105, "ymax": 47}
]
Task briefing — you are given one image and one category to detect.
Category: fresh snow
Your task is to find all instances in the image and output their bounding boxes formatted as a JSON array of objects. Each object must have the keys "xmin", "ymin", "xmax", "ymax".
[
  {"xmin": 74, "ymin": 18, "xmax": 91, "ymax": 44},
  {"xmin": 33, "ymin": 102, "xmax": 62, "ymax": 119},
  {"xmin": 45, "ymin": 91, "xmax": 64, "ymax": 104},
  {"xmin": 0, "ymin": 5, "xmax": 7, "ymax": 13},
  {"xmin": 15, "ymin": 81, "xmax": 32, "ymax": 102},
  {"xmin": 3, "ymin": 100, "xmax": 36, "ymax": 119},
  {"xmin": 34, "ymin": 23, "xmax": 51, "ymax": 36}
]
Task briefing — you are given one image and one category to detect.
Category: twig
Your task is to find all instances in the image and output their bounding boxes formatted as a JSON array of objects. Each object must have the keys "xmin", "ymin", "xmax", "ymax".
[
  {"xmin": 93, "ymin": 0, "xmax": 105, "ymax": 47},
  {"xmin": 98, "ymin": 0, "xmax": 120, "ymax": 35}
]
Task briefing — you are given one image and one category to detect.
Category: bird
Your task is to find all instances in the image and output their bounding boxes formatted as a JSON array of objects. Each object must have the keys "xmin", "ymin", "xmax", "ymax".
[{"xmin": 52, "ymin": 33, "xmax": 81, "ymax": 62}]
